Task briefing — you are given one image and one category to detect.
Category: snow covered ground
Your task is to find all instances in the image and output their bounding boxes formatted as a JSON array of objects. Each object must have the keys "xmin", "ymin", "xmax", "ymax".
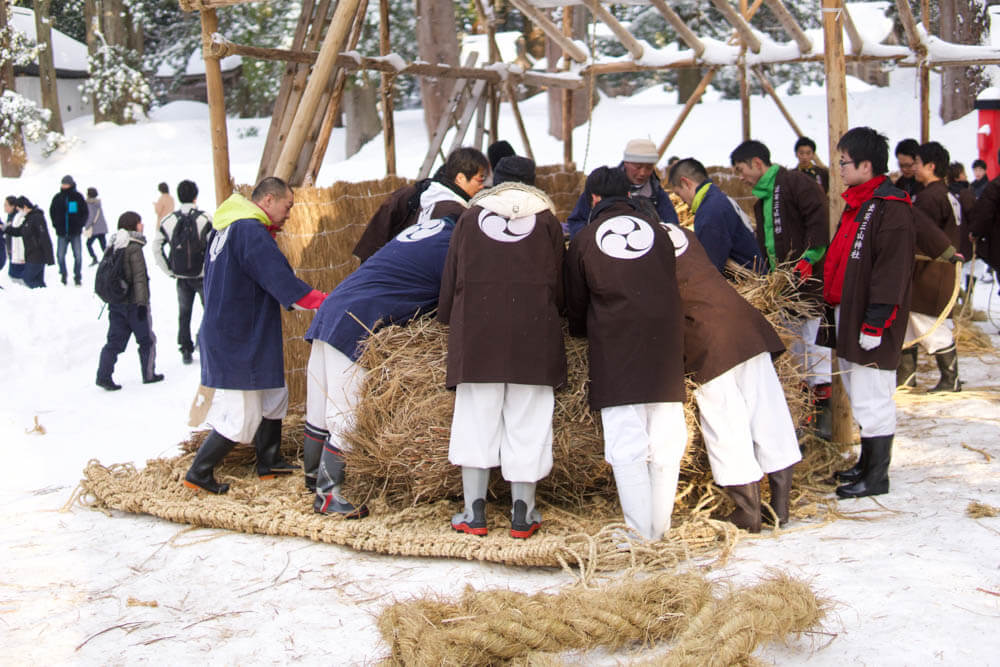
[{"xmin": 2, "ymin": 66, "xmax": 1000, "ymax": 663}]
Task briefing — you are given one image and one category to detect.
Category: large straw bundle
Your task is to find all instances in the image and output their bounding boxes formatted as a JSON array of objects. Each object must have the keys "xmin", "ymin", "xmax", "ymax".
[{"xmin": 341, "ymin": 265, "xmax": 819, "ymax": 512}]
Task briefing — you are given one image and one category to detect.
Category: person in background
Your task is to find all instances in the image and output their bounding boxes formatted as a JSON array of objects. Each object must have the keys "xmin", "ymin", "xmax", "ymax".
[
  {"xmin": 794, "ymin": 136, "xmax": 830, "ymax": 193},
  {"xmin": 0, "ymin": 195, "xmax": 12, "ymax": 273},
  {"xmin": 153, "ymin": 182, "xmax": 175, "ymax": 227},
  {"xmin": 893, "ymin": 138, "xmax": 923, "ymax": 197},
  {"xmin": 5, "ymin": 195, "xmax": 25, "ymax": 283},
  {"xmin": 154, "ymin": 179, "xmax": 213, "ymax": 365},
  {"xmin": 84, "ymin": 187, "xmax": 109, "ymax": 266},
  {"xmin": 565, "ymin": 138, "xmax": 680, "ymax": 238},
  {"xmin": 183, "ymin": 177, "xmax": 327, "ymax": 495},
  {"xmin": 486, "ymin": 139, "xmax": 516, "ymax": 172},
  {"xmin": 947, "ymin": 162, "xmax": 976, "ymax": 264},
  {"xmin": 7, "ymin": 196, "xmax": 54, "ymax": 289},
  {"xmin": 49, "ymin": 175, "xmax": 88, "ymax": 286},
  {"xmin": 971, "ymin": 159, "xmax": 989, "ymax": 199},
  {"xmin": 96, "ymin": 212, "xmax": 163, "ymax": 390}
]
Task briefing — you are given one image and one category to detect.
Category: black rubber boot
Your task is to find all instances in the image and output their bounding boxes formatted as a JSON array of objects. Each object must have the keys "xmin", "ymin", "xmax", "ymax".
[
  {"xmin": 724, "ymin": 482, "xmax": 762, "ymax": 533},
  {"xmin": 302, "ymin": 421, "xmax": 328, "ymax": 492},
  {"xmin": 928, "ymin": 344, "xmax": 961, "ymax": 393},
  {"xmin": 510, "ymin": 482, "xmax": 542, "ymax": 539},
  {"xmin": 834, "ymin": 444, "xmax": 869, "ymax": 484},
  {"xmin": 836, "ymin": 435, "xmax": 893, "ymax": 498},
  {"xmin": 313, "ymin": 442, "xmax": 369, "ymax": 519},
  {"xmin": 452, "ymin": 467, "xmax": 489, "ymax": 535},
  {"xmin": 896, "ymin": 346, "xmax": 918, "ymax": 389},
  {"xmin": 254, "ymin": 418, "xmax": 298, "ymax": 478},
  {"xmin": 812, "ymin": 383, "xmax": 833, "ymax": 441},
  {"xmin": 764, "ymin": 464, "xmax": 795, "ymax": 527},
  {"xmin": 184, "ymin": 430, "xmax": 238, "ymax": 494}
]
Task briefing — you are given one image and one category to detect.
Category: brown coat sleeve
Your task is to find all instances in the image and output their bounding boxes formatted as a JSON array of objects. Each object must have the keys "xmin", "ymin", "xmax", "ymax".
[
  {"xmin": 352, "ymin": 184, "xmax": 418, "ymax": 262},
  {"xmin": 563, "ymin": 237, "xmax": 589, "ymax": 336},
  {"xmin": 969, "ymin": 179, "xmax": 1000, "ymax": 239},
  {"xmin": 436, "ymin": 215, "xmax": 461, "ymax": 325},
  {"xmin": 792, "ymin": 172, "xmax": 830, "ymax": 251},
  {"xmin": 912, "ymin": 206, "xmax": 953, "ymax": 259},
  {"xmin": 125, "ymin": 243, "xmax": 150, "ymax": 305}
]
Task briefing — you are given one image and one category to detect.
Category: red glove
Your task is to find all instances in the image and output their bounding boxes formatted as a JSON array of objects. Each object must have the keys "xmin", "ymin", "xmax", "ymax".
[
  {"xmin": 295, "ymin": 289, "xmax": 327, "ymax": 310},
  {"xmin": 794, "ymin": 258, "xmax": 813, "ymax": 285}
]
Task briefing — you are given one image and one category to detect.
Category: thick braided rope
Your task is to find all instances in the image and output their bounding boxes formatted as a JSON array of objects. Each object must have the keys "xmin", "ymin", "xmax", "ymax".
[{"xmin": 903, "ymin": 259, "xmax": 962, "ymax": 350}]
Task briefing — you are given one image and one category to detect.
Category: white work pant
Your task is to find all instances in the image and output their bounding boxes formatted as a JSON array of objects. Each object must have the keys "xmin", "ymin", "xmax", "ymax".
[
  {"xmin": 448, "ymin": 382, "xmax": 554, "ymax": 483},
  {"xmin": 305, "ymin": 340, "xmax": 365, "ymax": 452},
  {"xmin": 208, "ymin": 386, "xmax": 289, "ymax": 444},
  {"xmin": 905, "ymin": 311, "xmax": 954, "ymax": 355},
  {"xmin": 787, "ymin": 316, "xmax": 832, "ymax": 386},
  {"xmin": 694, "ymin": 352, "xmax": 802, "ymax": 487},
  {"xmin": 601, "ymin": 402, "xmax": 687, "ymax": 540},
  {"xmin": 838, "ymin": 358, "xmax": 896, "ymax": 437}
]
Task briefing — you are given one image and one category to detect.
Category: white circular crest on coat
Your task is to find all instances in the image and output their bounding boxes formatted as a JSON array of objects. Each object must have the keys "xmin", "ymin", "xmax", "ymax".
[
  {"xmin": 596, "ymin": 215, "xmax": 655, "ymax": 259},
  {"xmin": 661, "ymin": 222, "xmax": 689, "ymax": 257},
  {"xmin": 397, "ymin": 207, "xmax": 445, "ymax": 242},
  {"xmin": 478, "ymin": 209, "xmax": 536, "ymax": 243}
]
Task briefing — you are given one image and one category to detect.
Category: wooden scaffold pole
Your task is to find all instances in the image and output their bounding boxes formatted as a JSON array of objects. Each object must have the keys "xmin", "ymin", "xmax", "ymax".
[{"xmin": 200, "ymin": 7, "xmax": 232, "ymax": 202}]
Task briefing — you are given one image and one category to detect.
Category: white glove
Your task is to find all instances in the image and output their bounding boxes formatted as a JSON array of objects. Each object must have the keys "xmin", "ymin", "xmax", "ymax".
[{"xmin": 859, "ymin": 332, "xmax": 881, "ymax": 351}]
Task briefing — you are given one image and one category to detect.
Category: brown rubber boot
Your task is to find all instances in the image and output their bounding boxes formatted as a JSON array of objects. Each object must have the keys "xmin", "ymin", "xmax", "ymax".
[
  {"xmin": 764, "ymin": 465, "xmax": 795, "ymax": 527},
  {"xmin": 723, "ymin": 482, "xmax": 762, "ymax": 533}
]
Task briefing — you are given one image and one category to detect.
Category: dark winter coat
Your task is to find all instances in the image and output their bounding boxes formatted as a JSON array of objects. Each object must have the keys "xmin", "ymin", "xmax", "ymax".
[
  {"xmin": 120, "ymin": 231, "xmax": 150, "ymax": 306},
  {"xmin": 200, "ymin": 194, "xmax": 312, "ymax": 390},
  {"xmin": 49, "ymin": 187, "xmax": 89, "ymax": 237},
  {"xmin": 911, "ymin": 181, "xmax": 959, "ymax": 317},
  {"xmin": 752, "ymin": 167, "xmax": 829, "ymax": 305},
  {"xmin": 692, "ymin": 181, "xmax": 764, "ymax": 273},
  {"xmin": 798, "ymin": 164, "xmax": 829, "ymax": 193},
  {"xmin": 564, "ymin": 197, "xmax": 685, "ymax": 409},
  {"xmin": 353, "ymin": 181, "xmax": 428, "ymax": 262},
  {"xmin": 566, "ymin": 163, "xmax": 679, "ymax": 238},
  {"xmin": 309, "ymin": 183, "xmax": 468, "ymax": 361},
  {"xmin": 829, "ymin": 179, "xmax": 915, "ymax": 369},
  {"xmin": 969, "ymin": 177, "xmax": 1000, "ymax": 272},
  {"xmin": 894, "ymin": 174, "xmax": 924, "ymax": 198},
  {"xmin": 439, "ymin": 183, "xmax": 567, "ymax": 389},
  {"xmin": 971, "ymin": 176, "xmax": 989, "ymax": 199},
  {"xmin": 665, "ymin": 223, "xmax": 784, "ymax": 384},
  {"xmin": 948, "ymin": 181, "xmax": 976, "ymax": 260},
  {"xmin": 7, "ymin": 207, "xmax": 55, "ymax": 265}
]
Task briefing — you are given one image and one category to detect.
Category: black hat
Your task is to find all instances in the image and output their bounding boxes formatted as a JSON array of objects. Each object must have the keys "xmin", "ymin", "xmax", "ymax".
[
  {"xmin": 61, "ymin": 175, "xmax": 75, "ymax": 187},
  {"xmin": 487, "ymin": 140, "xmax": 516, "ymax": 170},
  {"xmin": 585, "ymin": 166, "xmax": 629, "ymax": 198},
  {"xmin": 493, "ymin": 156, "xmax": 536, "ymax": 186}
]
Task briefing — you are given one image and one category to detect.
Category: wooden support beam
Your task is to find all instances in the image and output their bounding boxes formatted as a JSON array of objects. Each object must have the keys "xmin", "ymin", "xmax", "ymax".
[
  {"xmin": 508, "ymin": 0, "xmax": 588, "ymax": 63},
  {"xmin": 580, "ymin": 0, "xmax": 643, "ymax": 60},
  {"xmin": 751, "ymin": 66, "xmax": 807, "ymax": 140},
  {"xmin": 648, "ymin": 0, "xmax": 705, "ymax": 58},
  {"xmin": 274, "ymin": 0, "xmax": 363, "ymax": 182},
  {"xmin": 739, "ymin": 57, "xmax": 751, "ymax": 141},
  {"xmin": 379, "ymin": 0, "xmax": 396, "ymax": 175},
  {"xmin": 709, "ymin": 0, "xmax": 762, "ymax": 53},
  {"xmin": 447, "ymin": 79, "xmax": 489, "ymax": 155},
  {"xmin": 841, "ymin": 3, "xmax": 864, "ymax": 56},
  {"xmin": 920, "ymin": 63, "xmax": 930, "ymax": 143},
  {"xmin": 200, "ymin": 8, "xmax": 232, "ymax": 203},
  {"xmin": 472, "ymin": 0, "xmax": 501, "ymax": 144},
  {"xmin": 179, "ymin": 0, "xmax": 258, "ymax": 10},
  {"xmin": 762, "ymin": 0, "xmax": 812, "ymax": 54},
  {"xmin": 822, "ymin": 0, "xmax": 852, "ymax": 445},
  {"xmin": 561, "ymin": 5, "xmax": 574, "ymax": 169},
  {"xmin": 895, "ymin": 0, "xmax": 926, "ymax": 56},
  {"xmin": 418, "ymin": 53, "xmax": 479, "ymax": 179},
  {"xmin": 473, "ymin": 90, "xmax": 488, "ymax": 151},
  {"xmin": 505, "ymin": 80, "xmax": 535, "ymax": 161},
  {"xmin": 656, "ymin": 66, "xmax": 719, "ymax": 159}
]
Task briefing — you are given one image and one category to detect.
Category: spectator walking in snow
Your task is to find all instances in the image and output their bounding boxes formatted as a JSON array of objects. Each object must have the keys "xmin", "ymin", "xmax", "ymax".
[
  {"xmin": 183, "ymin": 177, "xmax": 327, "ymax": 495},
  {"xmin": 153, "ymin": 182, "xmax": 175, "ymax": 227},
  {"xmin": 0, "ymin": 194, "xmax": 12, "ymax": 272},
  {"xmin": 153, "ymin": 179, "xmax": 212, "ymax": 365},
  {"xmin": 84, "ymin": 187, "xmax": 109, "ymax": 266},
  {"xmin": 6, "ymin": 196, "xmax": 54, "ymax": 288},
  {"xmin": 95, "ymin": 212, "xmax": 164, "ymax": 390},
  {"xmin": 49, "ymin": 175, "xmax": 88, "ymax": 286},
  {"xmin": 5, "ymin": 195, "xmax": 25, "ymax": 283}
]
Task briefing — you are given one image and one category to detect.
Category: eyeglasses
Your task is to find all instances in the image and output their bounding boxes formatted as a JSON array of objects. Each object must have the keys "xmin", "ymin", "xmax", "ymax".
[{"xmin": 838, "ymin": 159, "xmax": 855, "ymax": 168}]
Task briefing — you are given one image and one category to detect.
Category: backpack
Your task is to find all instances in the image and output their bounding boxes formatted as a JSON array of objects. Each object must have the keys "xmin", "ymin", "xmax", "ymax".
[
  {"xmin": 94, "ymin": 246, "xmax": 129, "ymax": 304},
  {"xmin": 168, "ymin": 208, "xmax": 207, "ymax": 277}
]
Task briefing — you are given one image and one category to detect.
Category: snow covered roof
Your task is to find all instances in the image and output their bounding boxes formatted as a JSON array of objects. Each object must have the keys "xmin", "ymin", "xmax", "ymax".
[
  {"xmin": 9, "ymin": 6, "xmax": 89, "ymax": 74},
  {"xmin": 154, "ymin": 49, "xmax": 242, "ymax": 78}
]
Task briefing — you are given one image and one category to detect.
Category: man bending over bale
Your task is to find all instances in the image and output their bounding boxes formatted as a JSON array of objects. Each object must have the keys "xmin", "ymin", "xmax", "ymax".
[
  {"xmin": 661, "ymin": 221, "xmax": 800, "ymax": 532},
  {"xmin": 302, "ymin": 147, "xmax": 490, "ymax": 518},
  {"xmin": 440, "ymin": 155, "xmax": 566, "ymax": 539},
  {"xmin": 564, "ymin": 166, "xmax": 687, "ymax": 542},
  {"xmin": 184, "ymin": 177, "xmax": 327, "ymax": 494}
]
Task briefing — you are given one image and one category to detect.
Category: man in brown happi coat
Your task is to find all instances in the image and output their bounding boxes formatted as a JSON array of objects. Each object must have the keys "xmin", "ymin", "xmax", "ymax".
[
  {"xmin": 900, "ymin": 141, "xmax": 965, "ymax": 392},
  {"xmin": 564, "ymin": 167, "xmax": 687, "ymax": 542},
  {"xmin": 730, "ymin": 140, "xmax": 834, "ymax": 438},
  {"xmin": 825, "ymin": 127, "xmax": 916, "ymax": 499},
  {"xmin": 662, "ymin": 222, "xmax": 800, "ymax": 532},
  {"xmin": 439, "ymin": 156, "xmax": 566, "ymax": 539}
]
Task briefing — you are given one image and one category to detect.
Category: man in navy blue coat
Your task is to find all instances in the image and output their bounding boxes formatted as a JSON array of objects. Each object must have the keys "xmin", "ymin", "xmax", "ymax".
[
  {"xmin": 302, "ymin": 147, "xmax": 489, "ymax": 518},
  {"xmin": 565, "ymin": 138, "xmax": 679, "ymax": 238},
  {"xmin": 667, "ymin": 158, "xmax": 765, "ymax": 274},
  {"xmin": 184, "ymin": 177, "xmax": 327, "ymax": 495}
]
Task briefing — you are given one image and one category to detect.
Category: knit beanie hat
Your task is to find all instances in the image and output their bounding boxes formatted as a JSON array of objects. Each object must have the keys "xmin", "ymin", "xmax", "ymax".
[
  {"xmin": 61, "ymin": 175, "xmax": 75, "ymax": 187},
  {"xmin": 622, "ymin": 138, "xmax": 658, "ymax": 164},
  {"xmin": 586, "ymin": 166, "xmax": 629, "ymax": 198},
  {"xmin": 487, "ymin": 140, "xmax": 516, "ymax": 169},
  {"xmin": 493, "ymin": 156, "xmax": 536, "ymax": 186}
]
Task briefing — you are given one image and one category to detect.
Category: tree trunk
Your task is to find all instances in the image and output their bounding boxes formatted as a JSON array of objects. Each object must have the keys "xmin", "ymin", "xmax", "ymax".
[
  {"xmin": 102, "ymin": 0, "xmax": 126, "ymax": 49},
  {"xmin": 415, "ymin": 0, "xmax": 460, "ymax": 139},
  {"xmin": 1, "ymin": 0, "xmax": 25, "ymax": 177},
  {"xmin": 34, "ymin": 0, "xmax": 64, "ymax": 134},
  {"xmin": 676, "ymin": 67, "xmax": 702, "ymax": 105},
  {"xmin": 344, "ymin": 75, "xmax": 382, "ymax": 158},
  {"xmin": 547, "ymin": 5, "xmax": 590, "ymax": 141},
  {"xmin": 939, "ymin": 0, "xmax": 985, "ymax": 124},
  {"xmin": 84, "ymin": 0, "xmax": 105, "ymax": 123}
]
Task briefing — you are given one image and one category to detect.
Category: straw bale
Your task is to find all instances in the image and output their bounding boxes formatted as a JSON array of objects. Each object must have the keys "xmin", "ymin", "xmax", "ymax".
[
  {"xmin": 376, "ymin": 570, "xmax": 826, "ymax": 665},
  {"xmin": 966, "ymin": 501, "xmax": 1000, "ymax": 518}
]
